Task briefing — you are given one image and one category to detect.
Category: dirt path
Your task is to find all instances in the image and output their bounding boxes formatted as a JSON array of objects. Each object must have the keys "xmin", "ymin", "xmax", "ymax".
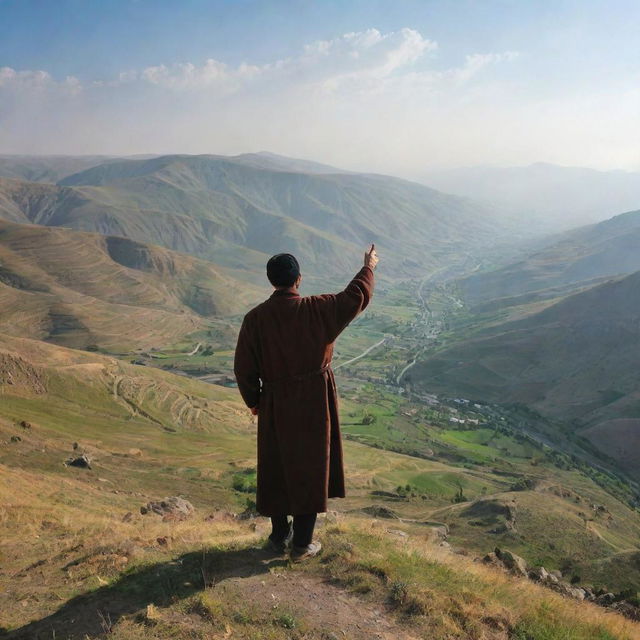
[
  {"xmin": 186, "ymin": 342, "xmax": 202, "ymax": 356},
  {"xmin": 4, "ymin": 542, "xmax": 420, "ymax": 640},
  {"xmin": 218, "ymin": 571, "xmax": 420, "ymax": 640}
]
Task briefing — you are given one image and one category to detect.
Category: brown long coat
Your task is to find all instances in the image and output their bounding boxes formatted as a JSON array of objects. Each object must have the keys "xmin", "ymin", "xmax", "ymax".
[{"xmin": 233, "ymin": 266, "xmax": 374, "ymax": 516}]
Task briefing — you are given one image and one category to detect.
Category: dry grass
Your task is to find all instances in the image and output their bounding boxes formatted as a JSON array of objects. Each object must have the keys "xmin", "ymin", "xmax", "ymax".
[
  {"xmin": 2, "ymin": 458, "xmax": 639, "ymax": 640},
  {"xmin": 1, "ymin": 336, "xmax": 639, "ymax": 639},
  {"xmin": 315, "ymin": 519, "xmax": 640, "ymax": 639}
]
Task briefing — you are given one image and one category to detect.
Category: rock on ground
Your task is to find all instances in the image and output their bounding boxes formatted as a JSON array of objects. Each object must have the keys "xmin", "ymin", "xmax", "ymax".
[
  {"xmin": 141, "ymin": 496, "xmax": 195, "ymax": 521},
  {"xmin": 495, "ymin": 548, "xmax": 528, "ymax": 577},
  {"xmin": 65, "ymin": 454, "xmax": 92, "ymax": 469}
]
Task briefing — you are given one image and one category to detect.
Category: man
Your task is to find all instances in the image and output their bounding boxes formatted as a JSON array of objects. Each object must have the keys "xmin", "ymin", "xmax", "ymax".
[{"xmin": 234, "ymin": 245, "xmax": 378, "ymax": 561}]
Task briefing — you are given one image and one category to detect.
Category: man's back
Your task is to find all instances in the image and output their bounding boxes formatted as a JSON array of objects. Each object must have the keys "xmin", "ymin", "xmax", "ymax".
[
  {"xmin": 239, "ymin": 279, "xmax": 371, "ymax": 390},
  {"xmin": 234, "ymin": 259, "xmax": 375, "ymax": 411},
  {"xmin": 233, "ymin": 248, "xmax": 377, "ymax": 556}
]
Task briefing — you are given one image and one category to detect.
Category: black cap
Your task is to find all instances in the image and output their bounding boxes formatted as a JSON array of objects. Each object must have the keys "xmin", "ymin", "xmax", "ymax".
[{"xmin": 266, "ymin": 253, "xmax": 300, "ymax": 287}]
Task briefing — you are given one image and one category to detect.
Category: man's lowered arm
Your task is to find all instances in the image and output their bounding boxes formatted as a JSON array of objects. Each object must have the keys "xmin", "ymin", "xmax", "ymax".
[{"xmin": 233, "ymin": 315, "xmax": 260, "ymax": 414}]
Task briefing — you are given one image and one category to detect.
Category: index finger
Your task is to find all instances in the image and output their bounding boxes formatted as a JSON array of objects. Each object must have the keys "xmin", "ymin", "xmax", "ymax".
[{"xmin": 369, "ymin": 243, "xmax": 375, "ymax": 253}]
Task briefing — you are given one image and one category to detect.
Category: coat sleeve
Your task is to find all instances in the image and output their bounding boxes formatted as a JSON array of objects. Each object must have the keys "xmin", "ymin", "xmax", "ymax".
[
  {"xmin": 322, "ymin": 265, "xmax": 375, "ymax": 343},
  {"xmin": 233, "ymin": 314, "xmax": 260, "ymax": 409}
]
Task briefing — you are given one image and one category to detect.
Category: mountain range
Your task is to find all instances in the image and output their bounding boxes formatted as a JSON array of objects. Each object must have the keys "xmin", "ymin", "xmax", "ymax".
[
  {"xmin": 421, "ymin": 162, "xmax": 640, "ymax": 231},
  {"xmin": 0, "ymin": 153, "xmax": 520, "ymax": 282},
  {"xmin": 458, "ymin": 208, "xmax": 640, "ymax": 307}
]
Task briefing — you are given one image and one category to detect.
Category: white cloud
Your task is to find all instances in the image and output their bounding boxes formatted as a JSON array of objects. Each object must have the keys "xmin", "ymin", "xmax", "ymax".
[
  {"xmin": 128, "ymin": 27, "xmax": 437, "ymax": 92},
  {"xmin": 0, "ymin": 66, "xmax": 52, "ymax": 88},
  {"xmin": 451, "ymin": 51, "xmax": 520, "ymax": 83},
  {"xmin": 3, "ymin": 27, "xmax": 634, "ymax": 173},
  {"xmin": 141, "ymin": 59, "xmax": 230, "ymax": 89},
  {"xmin": 0, "ymin": 66, "xmax": 81, "ymax": 94}
]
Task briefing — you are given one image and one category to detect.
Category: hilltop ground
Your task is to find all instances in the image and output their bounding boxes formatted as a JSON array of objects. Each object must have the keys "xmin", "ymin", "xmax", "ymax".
[
  {"xmin": 1, "ymin": 278, "xmax": 639, "ymax": 639},
  {"xmin": 1, "ymin": 420, "xmax": 638, "ymax": 640}
]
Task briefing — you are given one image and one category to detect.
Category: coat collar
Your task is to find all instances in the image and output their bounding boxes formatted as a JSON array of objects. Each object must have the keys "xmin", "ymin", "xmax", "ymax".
[{"xmin": 270, "ymin": 287, "xmax": 300, "ymax": 298}]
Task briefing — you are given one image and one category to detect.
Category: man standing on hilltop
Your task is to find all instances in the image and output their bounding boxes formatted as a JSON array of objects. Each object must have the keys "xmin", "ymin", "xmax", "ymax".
[{"xmin": 234, "ymin": 245, "xmax": 378, "ymax": 561}]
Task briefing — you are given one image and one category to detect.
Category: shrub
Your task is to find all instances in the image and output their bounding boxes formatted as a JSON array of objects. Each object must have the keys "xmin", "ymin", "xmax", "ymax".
[
  {"xmin": 362, "ymin": 412, "xmax": 377, "ymax": 425},
  {"xmin": 452, "ymin": 485, "xmax": 468, "ymax": 503},
  {"xmin": 389, "ymin": 580, "xmax": 409, "ymax": 605},
  {"xmin": 274, "ymin": 612, "xmax": 296, "ymax": 629}
]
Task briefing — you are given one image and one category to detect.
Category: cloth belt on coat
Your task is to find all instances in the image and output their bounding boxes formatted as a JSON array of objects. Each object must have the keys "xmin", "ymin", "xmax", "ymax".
[{"xmin": 261, "ymin": 363, "xmax": 332, "ymax": 392}]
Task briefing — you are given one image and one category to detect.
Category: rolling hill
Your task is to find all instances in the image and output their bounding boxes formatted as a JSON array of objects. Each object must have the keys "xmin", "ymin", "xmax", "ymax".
[
  {"xmin": 0, "ymin": 220, "xmax": 260, "ymax": 350},
  {"xmin": 0, "ymin": 153, "xmax": 519, "ymax": 280},
  {"xmin": 0, "ymin": 151, "xmax": 342, "ymax": 184},
  {"xmin": 411, "ymin": 270, "xmax": 640, "ymax": 479},
  {"xmin": 458, "ymin": 208, "xmax": 640, "ymax": 306},
  {"xmin": 0, "ymin": 154, "xmax": 116, "ymax": 184}
]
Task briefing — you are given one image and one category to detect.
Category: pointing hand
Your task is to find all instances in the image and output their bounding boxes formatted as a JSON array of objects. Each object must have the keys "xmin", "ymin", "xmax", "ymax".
[{"xmin": 364, "ymin": 244, "xmax": 379, "ymax": 270}]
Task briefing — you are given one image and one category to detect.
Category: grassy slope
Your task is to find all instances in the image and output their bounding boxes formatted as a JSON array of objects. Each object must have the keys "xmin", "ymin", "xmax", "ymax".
[
  {"xmin": 411, "ymin": 272, "xmax": 640, "ymax": 481},
  {"xmin": 459, "ymin": 209, "xmax": 640, "ymax": 306},
  {"xmin": 2, "ymin": 317, "xmax": 639, "ymax": 637},
  {"xmin": 0, "ymin": 220, "xmax": 261, "ymax": 350},
  {"xmin": 1, "ymin": 455, "xmax": 638, "ymax": 639}
]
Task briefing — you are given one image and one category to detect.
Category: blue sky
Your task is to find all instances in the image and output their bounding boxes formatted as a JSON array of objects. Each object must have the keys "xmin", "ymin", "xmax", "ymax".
[{"xmin": 1, "ymin": 0, "xmax": 638, "ymax": 172}]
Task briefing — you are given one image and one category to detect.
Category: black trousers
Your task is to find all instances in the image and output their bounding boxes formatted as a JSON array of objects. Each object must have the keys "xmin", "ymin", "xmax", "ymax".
[{"xmin": 270, "ymin": 513, "xmax": 317, "ymax": 548}]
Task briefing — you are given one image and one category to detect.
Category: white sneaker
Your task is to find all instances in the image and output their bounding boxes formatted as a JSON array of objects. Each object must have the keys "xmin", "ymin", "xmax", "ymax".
[{"xmin": 290, "ymin": 540, "xmax": 322, "ymax": 562}]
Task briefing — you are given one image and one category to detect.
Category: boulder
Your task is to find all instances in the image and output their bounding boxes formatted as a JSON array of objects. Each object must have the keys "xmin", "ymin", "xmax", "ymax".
[
  {"xmin": 66, "ymin": 454, "xmax": 92, "ymax": 469},
  {"xmin": 594, "ymin": 592, "xmax": 616, "ymax": 606},
  {"xmin": 10, "ymin": 435, "xmax": 22, "ymax": 443},
  {"xmin": 141, "ymin": 496, "xmax": 195, "ymax": 521},
  {"xmin": 482, "ymin": 552, "xmax": 503, "ymax": 569},
  {"xmin": 428, "ymin": 525, "xmax": 449, "ymax": 541},
  {"xmin": 361, "ymin": 505, "xmax": 399, "ymax": 519},
  {"xmin": 550, "ymin": 582, "xmax": 586, "ymax": 600},
  {"xmin": 495, "ymin": 548, "xmax": 528, "ymax": 577},
  {"xmin": 528, "ymin": 566, "xmax": 550, "ymax": 582}
]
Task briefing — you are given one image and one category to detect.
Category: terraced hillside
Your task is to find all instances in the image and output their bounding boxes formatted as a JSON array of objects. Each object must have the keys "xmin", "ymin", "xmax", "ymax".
[
  {"xmin": 0, "ymin": 153, "xmax": 518, "ymax": 280},
  {"xmin": 0, "ymin": 220, "xmax": 260, "ymax": 350}
]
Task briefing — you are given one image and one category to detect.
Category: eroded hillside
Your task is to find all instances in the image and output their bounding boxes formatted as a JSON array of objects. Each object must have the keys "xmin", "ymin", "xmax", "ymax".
[{"xmin": 0, "ymin": 221, "xmax": 260, "ymax": 349}]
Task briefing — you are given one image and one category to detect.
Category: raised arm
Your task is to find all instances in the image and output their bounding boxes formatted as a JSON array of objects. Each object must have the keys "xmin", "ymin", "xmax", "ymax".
[
  {"xmin": 233, "ymin": 314, "xmax": 260, "ymax": 411},
  {"xmin": 325, "ymin": 244, "xmax": 378, "ymax": 342}
]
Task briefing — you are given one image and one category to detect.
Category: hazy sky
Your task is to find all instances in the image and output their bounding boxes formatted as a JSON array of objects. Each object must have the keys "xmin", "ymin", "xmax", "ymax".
[{"xmin": 1, "ymin": 0, "xmax": 639, "ymax": 175}]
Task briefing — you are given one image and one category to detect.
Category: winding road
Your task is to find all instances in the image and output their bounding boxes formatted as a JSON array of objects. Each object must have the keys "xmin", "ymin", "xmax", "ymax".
[{"xmin": 333, "ymin": 336, "xmax": 388, "ymax": 370}]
